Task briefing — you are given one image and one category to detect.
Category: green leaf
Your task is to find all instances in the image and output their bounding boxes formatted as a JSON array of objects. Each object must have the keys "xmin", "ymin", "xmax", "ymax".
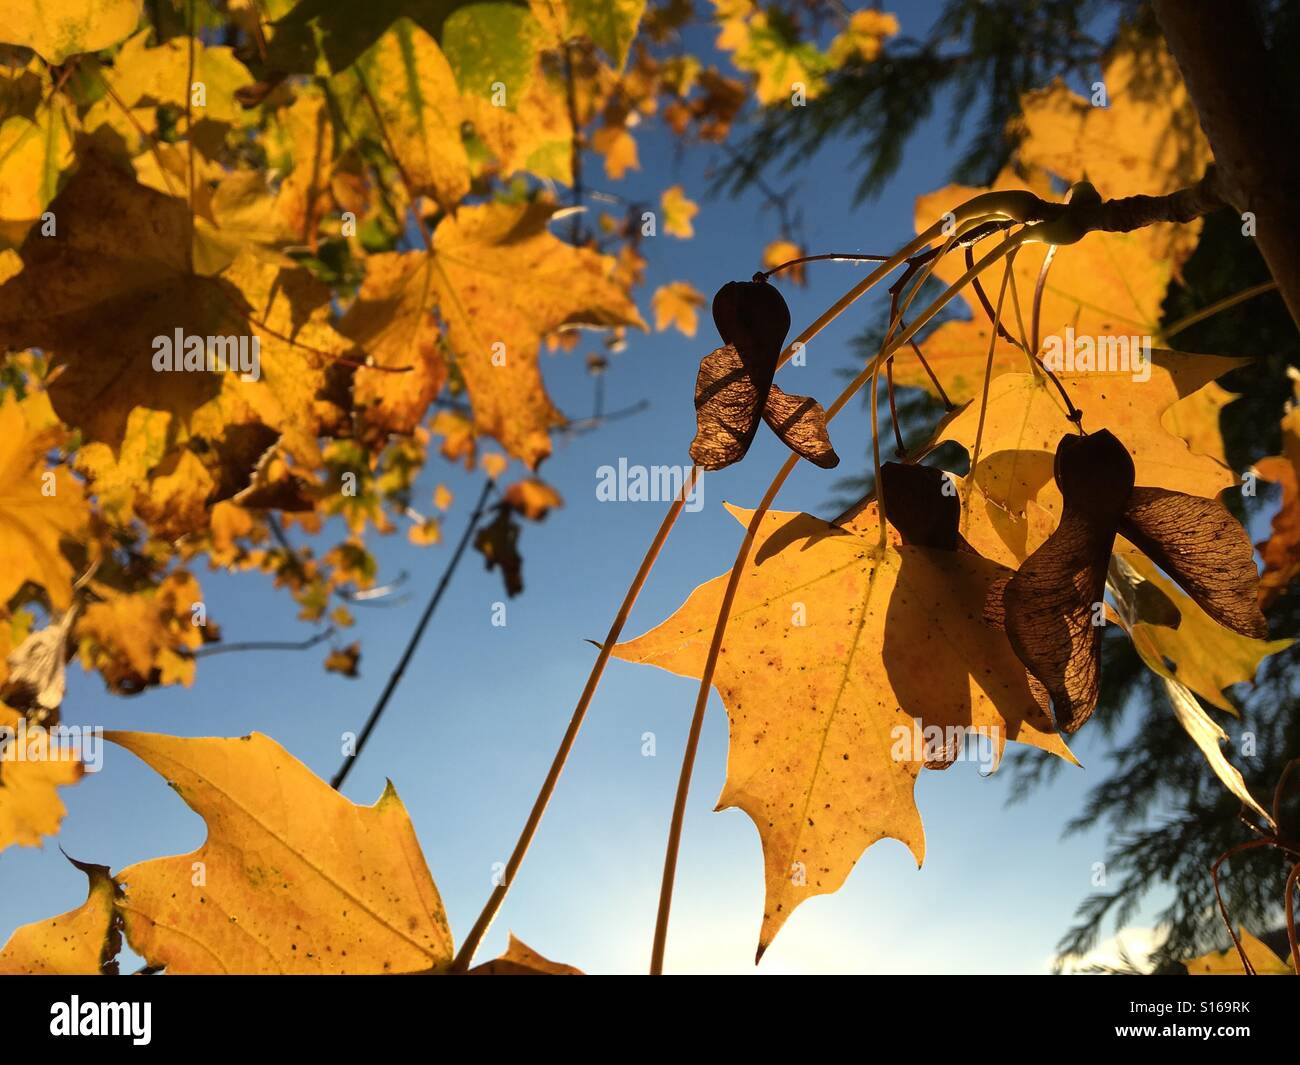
[{"xmin": 443, "ymin": 3, "xmax": 540, "ymax": 103}]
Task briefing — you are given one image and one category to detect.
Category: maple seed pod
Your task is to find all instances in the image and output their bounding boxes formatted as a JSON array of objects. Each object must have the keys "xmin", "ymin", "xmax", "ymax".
[
  {"xmin": 1053, "ymin": 428, "xmax": 1135, "ymax": 514},
  {"xmin": 711, "ymin": 275, "xmax": 791, "ymax": 362}
]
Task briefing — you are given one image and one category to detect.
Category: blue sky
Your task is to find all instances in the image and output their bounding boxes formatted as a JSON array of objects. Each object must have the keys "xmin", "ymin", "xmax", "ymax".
[{"xmin": 0, "ymin": 1, "xmax": 1184, "ymax": 974}]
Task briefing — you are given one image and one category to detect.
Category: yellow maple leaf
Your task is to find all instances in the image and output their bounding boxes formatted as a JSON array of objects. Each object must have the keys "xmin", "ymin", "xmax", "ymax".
[
  {"xmin": 132, "ymin": 448, "xmax": 218, "ymax": 541},
  {"xmin": 1185, "ymin": 929, "xmax": 1293, "ymax": 975},
  {"xmin": 460, "ymin": 54, "xmax": 573, "ymax": 184},
  {"xmin": 340, "ymin": 251, "xmax": 448, "ymax": 443},
  {"xmin": 1014, "ymin": 34, "xmax": 1211, "ymax": 265},
  {"xmin": 895, "ymin": 169, "xmax": 1185, "ymax": 405},
  {"xmin": 269, "ymin": 90, "xmax": 337, "ymax": 246},
  {"xmin": 660, "ymin": 185, "xmax": 698, "ymax": 238},
  {"xmin": 652, "ymin": 281, "xmax": 706, "ymax": 336},
  {"xmin": 0, "ymin": 60, "xmax": 73, "ymax": 244},
  {"xmin": 592, "ymin": 125, "xmax": 639, "ymax": 180},
  {"xmin": 939, "ymin": 352, "xmax": 1247, "ymax": 553},
  {"xmin": 350, "ymin": 19, "xmax": 471, "ymax": 212},
  {"xmin": 0, "ymin": 705, "xmax": 83, "ymax": 854},
  {"xmin": 469, "ymin": 933, "xmax": 583, "ymax": 975},
  {"xmin": 503, "ymin": 478, "xmax": 563, "ymax": 520},
  {"xmin": 0, "ymin": 394, "xmax": 88, "ymax": 612},
  {"xmin": 529, "ymin": 0, "xmax": 647, "ymax": 69},
  {"xmin": 425, "ymin": 200, "xmax": 644, "ymax": 468},
  {"xmin": 1162, "ymin": 380, "xmax": 1237, "ymax": 467},
  {"xmin": 828, "ymin": 9, "xmax": 899, "ymax": 66},
  {"xmin": 615, "ymin": 503, "xmax": 1072, "ymax": 955},
  {"xmin": 762, "ymin": 239, "xmax": 804, "ymax": 284},
  {"xmin": 1117, "ymin": 549, "xmax": 1290, "ymax": 714},
  {"xmin": 76, "ymin": 572, "xmax": 206, "ymax": 693},
  {"xmin": 0, "ymin": 858, "xmax": 120, "ymax": 974},
  {"xmin": 102, "ymin": 28, "xmax": 255, "ymax": 129},
  {"xmin": 2, "ymin": 0, "xmax": 141, "ymax": 63},
  {"xmin": 108, "ymin": 731, "xmax": 454, "ymax": 974}
]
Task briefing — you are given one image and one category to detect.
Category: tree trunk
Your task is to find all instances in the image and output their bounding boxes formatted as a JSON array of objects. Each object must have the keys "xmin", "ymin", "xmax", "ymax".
[{"xmin": 1154, "ymin": 0, "xmax": 1300, "ymax": 330}]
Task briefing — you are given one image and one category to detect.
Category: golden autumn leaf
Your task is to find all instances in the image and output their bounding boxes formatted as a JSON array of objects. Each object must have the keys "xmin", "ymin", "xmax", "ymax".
[
  {"xmin": 1163, "ymin": 381, "xmax": 1237, "ymax": 467},
  {"xmin": 424, "ymin": 200, "xmax": 644, "ymax": 468},
  {"xmin": 191, "ymin": 170, "xmax": 287, "ymax": 277},
  {"xmin": 1014, "ymin": 35, "xmax": 1211, "ymax": 264},
  {"xmin": 102, "ymin": 28, "xmax": 255, "ymax": 129},
  {"xmin": 939, "ymin": 352, "xmax": 1247, "ymax": 550},
  {"xmin": 340, "ymin": 251, "xmax": 447, "ymax": 443},
  {"xmin": 592, "ymin": 125, "xmax": 639, "ymax": 180},
  {"xmin": 469, "ymin": 933, "xmax": 583, "ymax": 975},
  {"xmin": 2, "ymin": 0, "xmax": 142, "ymax": 63},
  {"xmin": 1184, "ymin": 929, "xmax": 1293, "ymax": 975},
  {"xmin": 269, "ymin": 90, "xmax": 337, "ymax": 247},
  {"xmin": 1116, "ymin": 549, "xmax": 1290, "ymax": 714},
  {"xmin": 0, "ymin": 160, "xmax": 346, "ymax": 470},
  {"xmin": 0, "ymin": 705, "xmax": 83, "ymax": 854},
  {"xmin": 0, "ymin": 858, "xmax": 121, "ymax": 975},
  {"xmin": 530, "ymin": 0, "xmax": 647, "ymax": 69},
  {"xmin": 762, "ymin": 239, "xmax": 804, "ymax": 284},
  {"xmin": 0, "ymin": 60, "xmax": 73, "ymax": 244},
  {"xmin": 408, "ymin": 516, "xmax": 442, "ymax": 546},
  {"xmin": 717, "ymin": 2, "xmax": 832, "ymax": 106},
  {"xmin": 895, "ymin": 170, "xmax": 1193, "ymax": 405},
  {"xmin": 0, "ymin": 394, "xmax": 88, "ymax": 612},
  {"xmin": 107, "ymin": 731, "xmax": 454, "ymax": 974},
  {"xmin": 76, "ymin": 571, "xmax": 206, "ymax": 693},
  {"xmin": 827, "ymin": 9, "xmax": 898, "ymax": 66},
  {"xmin": 351, "ymin": 19, "xmax": 471, "ymax": 213},
  {"xmin": 951, "ymin": 470, "xmax": 1056, "ymax": 568},
  {"xmin": 460, "ymin": 50, "xmax": 573, "ymax": 184},
  {"xmin": 615, "ymin": 503, "xmax": 1072, "ymax": 955},
  {"xmin": 652, "ymin": 281, "xmax": 706, "ymax": 336},
  {"xmin": 1255, "ymin": 391, "xmax": 1300, "ymax": 605},
  {"xmin": 324, "ymin": 641, "xmax": 361, "ymax": 677},
  {"xmin": 502, "ymin": 478, "xmax": 563, "ymax": 520},
  {"xmin": 660, "ymin": 184, "xmax": 698, "ymax": 239}
]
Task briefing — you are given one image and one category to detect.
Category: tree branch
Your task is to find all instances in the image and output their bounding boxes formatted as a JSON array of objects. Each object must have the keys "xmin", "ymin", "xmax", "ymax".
[
  {"xmin": 1153, "ymin": 0, "xmax": 1300, "ymax": 329},
  {"xmin": 330, "ymin": 477, "xmax": 496, "ymax": 791}
]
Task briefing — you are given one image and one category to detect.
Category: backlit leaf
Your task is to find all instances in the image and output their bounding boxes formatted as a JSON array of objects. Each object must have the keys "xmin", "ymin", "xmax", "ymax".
[{"xmin": 108, "ymin": 730, "xmax": 454, "ymax": 974}]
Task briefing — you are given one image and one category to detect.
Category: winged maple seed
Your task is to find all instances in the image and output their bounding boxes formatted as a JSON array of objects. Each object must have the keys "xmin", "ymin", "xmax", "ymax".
[
  {"xmin": 993, "ymin": 429, "xmax": 1268, "ymax": 733},
  {"xmin": 879, "ymin": 461, "xmax": 968, "ymax": 552},
  {"xmin": 689, "ymin": 276, "xmax": 839, "ymax": 470}
]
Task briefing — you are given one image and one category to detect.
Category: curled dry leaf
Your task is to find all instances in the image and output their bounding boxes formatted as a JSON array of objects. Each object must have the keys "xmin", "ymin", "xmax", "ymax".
[
  {"xmin": 475, "ymin": 505, "xmax": 525, "ymax": 598},
  {"xmin": 1, "ymin": 607, "xmax": 78, "ymax": 721},
  {"xmin": 689, "ymin": 278, "xmax": 838, "ymax": 471},
  {"xmin": 1003, "ymin": 430, "xmax": 1134, "ymax": 733}
]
